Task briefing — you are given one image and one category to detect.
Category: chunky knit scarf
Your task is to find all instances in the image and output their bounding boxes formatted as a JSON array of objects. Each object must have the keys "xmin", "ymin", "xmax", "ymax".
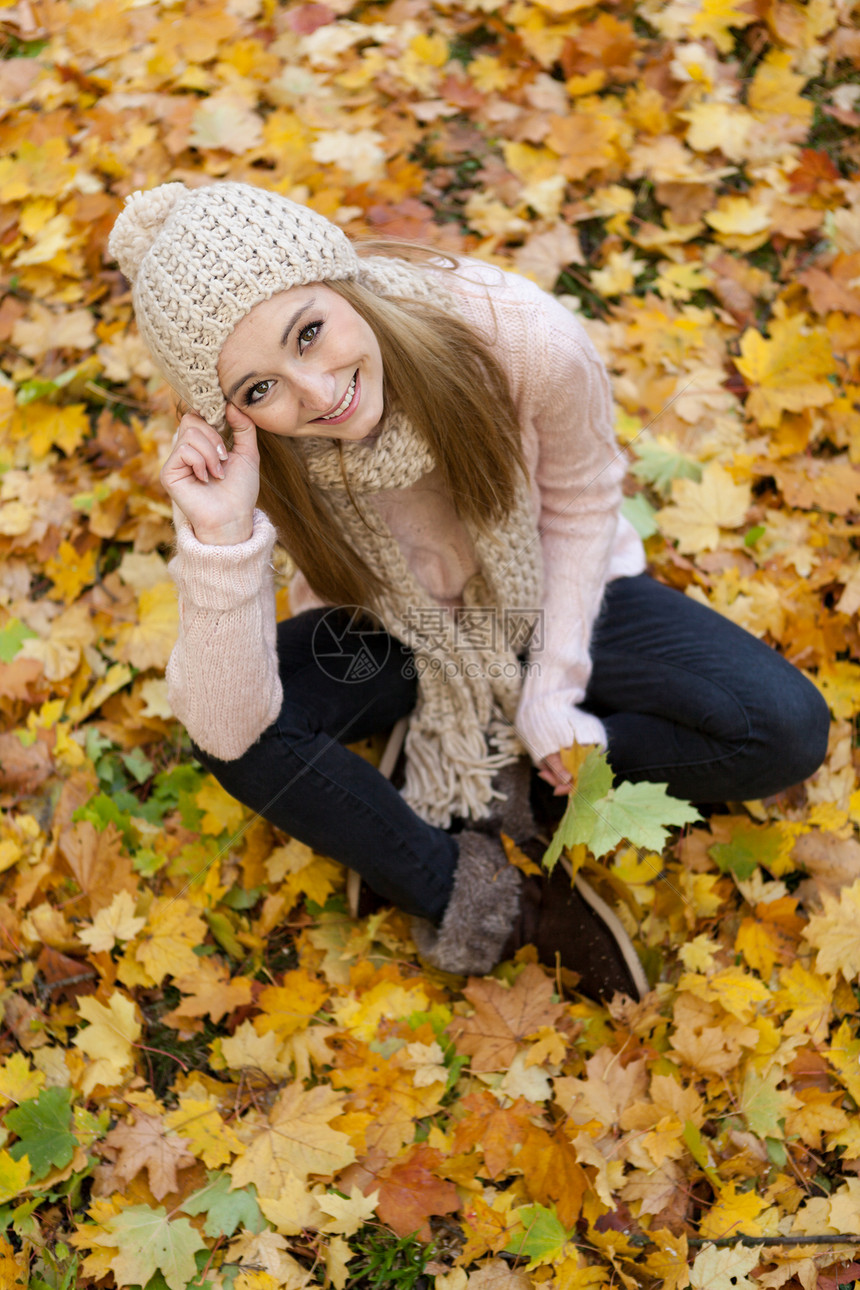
[{"xmin": 302, "ymin": 412, "xmax": 543, "ymax": 828}]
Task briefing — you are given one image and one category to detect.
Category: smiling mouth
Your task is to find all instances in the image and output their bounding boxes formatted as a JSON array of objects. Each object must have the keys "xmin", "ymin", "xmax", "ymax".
[{"xmin": 317, "ymin": 372, "xmax": 358, "ymax": 422}]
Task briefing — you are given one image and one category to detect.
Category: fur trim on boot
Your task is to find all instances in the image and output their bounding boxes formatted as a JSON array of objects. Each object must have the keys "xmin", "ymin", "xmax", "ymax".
[
  {"xmin": 411, "ymin": 830, "xmax": 521, "ymax": 975},
  {"xmin": 479, "ymin": 757, "xmax": 536, "ymax": 844}
]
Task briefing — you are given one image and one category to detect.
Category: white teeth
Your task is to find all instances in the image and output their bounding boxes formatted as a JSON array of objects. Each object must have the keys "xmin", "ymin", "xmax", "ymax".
[{"xmin": 320, "ymin": 374, "xmax": 356, "ymax": 420}]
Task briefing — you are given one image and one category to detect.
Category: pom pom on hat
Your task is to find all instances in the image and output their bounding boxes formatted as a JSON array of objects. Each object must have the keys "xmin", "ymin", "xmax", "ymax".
[{"xmin": 107, "ymin": 183, "xmax": 190, "ymax": 283}]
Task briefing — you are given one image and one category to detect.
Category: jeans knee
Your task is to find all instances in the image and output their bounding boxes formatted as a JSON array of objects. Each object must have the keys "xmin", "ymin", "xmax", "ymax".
[{"xmin": 762, "ymin": 674, "xmax": 830, "ymax": 789}]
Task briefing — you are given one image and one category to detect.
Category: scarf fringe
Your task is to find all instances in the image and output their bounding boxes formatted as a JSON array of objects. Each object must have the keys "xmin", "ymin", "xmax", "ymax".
[{"xmin": 302, "ymin": 398, "xmax": 542, "ymax": 827}]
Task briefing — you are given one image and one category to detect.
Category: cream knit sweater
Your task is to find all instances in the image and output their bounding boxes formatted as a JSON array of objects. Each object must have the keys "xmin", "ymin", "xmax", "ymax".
[{"xmin": 166, "ymin": 262, "xmax": 646, "ymax": 769}]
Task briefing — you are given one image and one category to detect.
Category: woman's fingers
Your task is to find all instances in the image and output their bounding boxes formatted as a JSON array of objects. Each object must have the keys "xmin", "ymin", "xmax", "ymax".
[
  {"xmin": 225, "ymin": 403, "xmax": 260, "ymax": 458},
  {"xmin": 165, "ymin": 419, "xmax": 228, "ymax": 482},
  {"xmin": 538, "ymin": 754, "xmax": 573, "ymax": 795}
]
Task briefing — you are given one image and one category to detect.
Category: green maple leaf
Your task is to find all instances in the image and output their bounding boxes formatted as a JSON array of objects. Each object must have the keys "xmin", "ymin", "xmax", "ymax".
[
  {"xmin": 621, "ymin": 491, "xmax": 659, "ymax": 539},
  {"xmin": 0, "ymin": 618, "xmax": 37, "ymax": 663},
  {"xmin": 709, "ymin": 820, "xmax": 784, "ymax": 879},
  {"xmin": 543, "ymin": 748, "xmax": 701, "ymax": 867},
  {"xmin": 105, "ymin": 1205, "xmax": 206, "ymax": 1290},
  {"xmin": 741, "ymin": 1067, "xmax": 796, "ymax": 1140},
  {"xmin": 630, "ymin": 442, "xmax": 702, "ymax": 497},
  {"xmin": 6, "ymin": 1087, "xmax": 76, "ymax": 1180},
  {"xmin": 181, "ymin": 1170, "xmax": 265, "ymax": 1238},
  {"xmin": 543, "ymin": 748, "xmax": 612, "ymax": 870},
  {"xmin": 505, "ymin": 1203, "xmax": 573, "ymax": 1266}
]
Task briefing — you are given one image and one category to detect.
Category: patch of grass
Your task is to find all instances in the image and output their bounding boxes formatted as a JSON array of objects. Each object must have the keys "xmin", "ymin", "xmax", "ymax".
[
  {"xmin": 138, "ymin": 989, "xmax": 224, "ymax": 1099},
  {"xmin": 347, "ymin": 1227, "xmax": 436, "ymax": 1290}
]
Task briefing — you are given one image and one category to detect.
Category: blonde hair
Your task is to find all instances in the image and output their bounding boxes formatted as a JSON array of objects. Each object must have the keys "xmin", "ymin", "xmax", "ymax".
[{"xmin": 255, "ymin": 242, "xmax": 527, "ymax": 612}]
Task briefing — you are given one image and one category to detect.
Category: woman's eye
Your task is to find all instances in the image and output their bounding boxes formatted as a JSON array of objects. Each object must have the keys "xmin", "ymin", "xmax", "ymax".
[
  {"xmin": 298, "ymin": 321, "xmax": 322, "ymax": 350},
  {"xmin": 245, "ymin": 380, "xmax": 272, "ymax": 405}
]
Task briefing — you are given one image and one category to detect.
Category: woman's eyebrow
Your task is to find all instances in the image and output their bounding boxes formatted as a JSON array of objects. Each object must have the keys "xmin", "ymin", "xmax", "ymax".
[
  {"xmin": 225, "ymin": 299, "xmax": 317, "ymax": 400},
  {"xmin": 280, "ymin": 298, "xmax": 315, "ymax": 347}
]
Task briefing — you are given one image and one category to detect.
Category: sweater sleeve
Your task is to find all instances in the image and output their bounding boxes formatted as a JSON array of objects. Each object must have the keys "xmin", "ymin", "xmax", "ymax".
[
  {"xmin": 165, "ymin": 509, "xmax": 284, "ymax": 761},
  {"xmin": 514, "ymin": 300, "xmax": 628, "ymax": 763}
]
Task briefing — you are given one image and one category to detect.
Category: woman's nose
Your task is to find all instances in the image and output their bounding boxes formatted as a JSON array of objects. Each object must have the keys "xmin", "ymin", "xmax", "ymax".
[{"xmin": 291, "ymin": 368, "xmax": 335, "ymax": 412}]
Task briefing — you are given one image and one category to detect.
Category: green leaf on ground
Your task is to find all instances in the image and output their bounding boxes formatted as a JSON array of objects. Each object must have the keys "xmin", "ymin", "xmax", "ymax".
[
  {"xmin": 6, "ymin": 1087, "xmax": 77, "ymax": 1179},
  {"xmin": 181, "ymin": 1170, "xmax": 265, "ymax": 1238},
  {"xmin": 0, "ymin": 618, "xmax": 38, "ymax": 663},
  {"xmin": 105, "ymin": 1205, "xmax": 206, "ymax": 1290},
  {"xmin": 630, "ymin": 442, "xmax": 703, "ymax": 496},
  {"xmin": 709, "ymin": 819, "xmax": 784, "ymax": 879},
  {"xmin": 505, "ymin": 1203, "xmax": 573, "ymax": 1266},
  {"xmin": 621, "ymin": 491, "xmax": 660, "ymax": 539}
]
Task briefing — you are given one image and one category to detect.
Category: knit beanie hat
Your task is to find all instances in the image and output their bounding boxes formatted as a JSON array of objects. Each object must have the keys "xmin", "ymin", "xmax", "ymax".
[{"xmin": 108, "ymin": 181, "xmax": 445, "ymax": 431}]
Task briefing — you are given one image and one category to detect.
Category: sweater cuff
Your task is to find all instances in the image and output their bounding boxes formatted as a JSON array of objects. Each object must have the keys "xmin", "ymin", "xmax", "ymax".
[
  {"xmin": 516, "ymin": 697, "xmax": 607, "ymax": 764},
  {"xmin": 169, "ymin": 509, "xmax": 277, "ymax": 611}
]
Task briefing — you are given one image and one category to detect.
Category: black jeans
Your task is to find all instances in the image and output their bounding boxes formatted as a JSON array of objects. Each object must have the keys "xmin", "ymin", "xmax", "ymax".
[{"xmin": 194, "ymin": 574, "xmax": 830, "ymax": 922}]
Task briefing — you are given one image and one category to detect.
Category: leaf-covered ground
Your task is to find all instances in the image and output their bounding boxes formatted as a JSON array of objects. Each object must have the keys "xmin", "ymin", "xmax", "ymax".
[{"xmin": 2, "ymin": 0, "xmax": 860, "ymax": 1287}]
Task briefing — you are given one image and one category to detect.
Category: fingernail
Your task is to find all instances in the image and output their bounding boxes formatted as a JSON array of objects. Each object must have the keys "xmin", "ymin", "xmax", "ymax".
[
  {"xmin": 216, "ymin": 443, "xmax": 227, "ymax": 459},
  {"xmin": 215, "ymin": 465, "xmax": 224, "ymax": 479}
]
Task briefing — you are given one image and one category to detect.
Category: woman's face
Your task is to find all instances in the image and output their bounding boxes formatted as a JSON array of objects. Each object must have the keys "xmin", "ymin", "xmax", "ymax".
[{"xmin": 217, "ymin": 284, "xmax": 384, "ymax": 442}]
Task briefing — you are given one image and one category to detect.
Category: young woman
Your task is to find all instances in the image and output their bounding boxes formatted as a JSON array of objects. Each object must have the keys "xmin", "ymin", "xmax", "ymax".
[{"xmin": 108, "ymin": 181, "xmax": 829, "ymax": 1002}]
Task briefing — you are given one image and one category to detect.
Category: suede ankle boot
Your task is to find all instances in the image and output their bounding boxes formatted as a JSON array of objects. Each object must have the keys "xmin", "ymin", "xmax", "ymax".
[{"xmin": 412, "ymin": 829, "xmax": 648, "ymax": 1003}]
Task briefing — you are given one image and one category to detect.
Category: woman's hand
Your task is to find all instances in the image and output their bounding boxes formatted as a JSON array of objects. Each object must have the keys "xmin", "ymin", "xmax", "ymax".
[
  {"xmin": 160, "ymin": 404, "xmax": 260, "ymax": 545},
  {"xmin": 537, "ymin": 751, "xmax": 573, "ymax": 796}
]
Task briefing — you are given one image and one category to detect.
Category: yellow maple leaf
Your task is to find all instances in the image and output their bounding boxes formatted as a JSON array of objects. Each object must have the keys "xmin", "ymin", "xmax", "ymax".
[
  {"xmin": 195, "ymin": 779, "xmax": 246, "ymax": 836},
  {"xmin": 163, "ymin": 1092, "xmax": 244, "ymax": 1168},
  {"xmin": 72, "ymin": 991, "xmax": 140, "ymax": 1096},
  {"xmin": 690, "ymin": 1242, "xmax": 758, "ymax": 1289},
  {"xmin": 114, "ymin": 582, "xmax": 179, "ymax": 672},
  {"xmin": 323, "ymin": 1235, "xmax": 355, "ymax": 1290},
  {"xmin": 774, "ymin": 963, "xmax": 832, "ymax": 1044},
  {"xmin": 0, "ymin": 1149, "xmax": 31, "ymax": 1205},
  {"xmin": 79, "ymin": 891, "xmax": 146, "ymax": 955},
  {"xmin": 827, "ymin": 1019, "xmax": 860, "ymax": 1103},
  {"xmin": 44, "ymin": 541, "xmax": 97, "ymax": 602},
  {"xmin": 217, "ymin": 1020, "xmax": 291, "ymax": 1081},
  {"xmin": 257, "ymin": 1173, "xmax": 325, "ymax": 1235},
  {"xmin": 0, "ymin": 1052, "xmax": 44, "ymax": 1104},
  {"xmin": 700, "ymin": 1182, "xmax": 766, "ymax": 1239},
  {"xmin": 735, "ymin": 919, "xmax": 782, "ymax": 979},
  {"xmin": 135, "ymin": 896, "xmax": 208, "ymax": 984},
  {"xmin": 331, "ymin": 980, "xmax": 430, "ymax": 1043},
  {"xmin": 644, "ymin": 1230, "xmax": 690, "ymax": 1290},
  {"xmin": 12, "ymin": 402, "xmax": 90, "ymax": 457},
  {"xmin": 705, "ymin": 195, "xmax": 772, "ymax": 238},
  {"xmin": 230, "ymin": 1082, "xmax": 355, "ymax": 1195},
  {"xmin": 254, "ymin": 972, "xmax": 329, "ymax": 1042},
  {"xmin": 802, "ymin": 877, "xmax": 860, "ymax": 979},
  {"xmin": 748, "ymin": 49, "xmax": 814, "ymax": 124},
  {"xmin": 735, "ymin": 315, "xmax": 835, "ymax": 428},
  {"xmin": 657, "ymin": 463, "xmax": 751, "ymax": 554},
  {"xmin": 814, "ymin": 661, "xmax": 860, "ymax": 720},
  {"xmin": 689, "ymin": 0, "xmax": 756, "ymax": 52},
  {"xmin": 318, "ymin": 1185, "xmax": 380, "ymax": 1237},
  {"xmin": 470, "ymin": 54, "xmax": 517, "ymax": 93}
]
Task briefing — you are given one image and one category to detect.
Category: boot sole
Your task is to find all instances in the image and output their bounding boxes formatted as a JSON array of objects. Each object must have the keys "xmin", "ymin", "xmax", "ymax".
[{"xmin": 561, "ymin": 857, "xmax": 650, "ymax": 1001}]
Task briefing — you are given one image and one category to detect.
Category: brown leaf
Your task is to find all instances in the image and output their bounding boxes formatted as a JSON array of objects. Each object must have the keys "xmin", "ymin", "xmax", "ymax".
[
  {"xmin": 765, "ymin": 455, "xmax": 860, "ymax": 515},
  {"xmin": 369, "ymin": 1145, "xmax": 460, "ymax": 1241},
  {"xmin": 449, "ymin": 963, "xmax": 565, "ymax": 1072},
  {"xmin": 103, "ymin": 1110, "xmax": 196, "ymax": 1201},
  {"xmin": 58, "ymin": 820, "xmax": 138, "ymax": 916},
  {"xmin": 450, "ymin": 1091, "xmax": 534, "ymax": 1178},
  {"xmin": 35, "ymin": 946, "xmax": 97, "ymax": 1004},
  {"xmin": 0, "ymin": 730, "xmax": 52, "ymax": 795}
]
